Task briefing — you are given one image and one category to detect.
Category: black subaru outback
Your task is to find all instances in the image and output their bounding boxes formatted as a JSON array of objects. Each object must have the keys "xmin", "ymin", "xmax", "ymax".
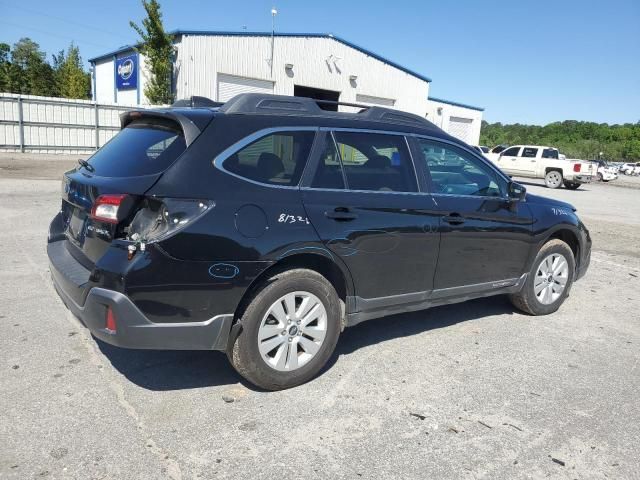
[{"xmin": 48, "ymin": 94, "xmax": 591, "ymax": 390}]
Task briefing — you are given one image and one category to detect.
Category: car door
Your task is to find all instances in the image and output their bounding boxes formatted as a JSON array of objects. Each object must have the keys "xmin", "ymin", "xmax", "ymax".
[
  {"xmin": 414, "ymin": 137, "xmax": 533, "ymax": 292},
  {"xmin": 301, "ymin": 130, "xmax": 440, "ymax": 307},
  {"xmin": 518, "ymin": 146, "xmax": 539, "ymax": 176},
  {"xmin": 496, "ymin": 146, "xmax": 521, "ymax": 175}
]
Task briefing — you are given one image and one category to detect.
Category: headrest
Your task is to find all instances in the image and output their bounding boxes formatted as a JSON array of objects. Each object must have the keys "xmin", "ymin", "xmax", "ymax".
[
  {"xmin": 365, "ymin": 154, "xmax": 391, "ymax": 169},
  {"xmin": 257, "ymin": 152, "xmax": 284, "ymax": 181}
]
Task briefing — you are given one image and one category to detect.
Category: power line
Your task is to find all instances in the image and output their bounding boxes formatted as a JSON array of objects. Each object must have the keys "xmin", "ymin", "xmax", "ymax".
[{"xmin": 0, "ymin": 1, "xmax": 121, "ymax": 38}]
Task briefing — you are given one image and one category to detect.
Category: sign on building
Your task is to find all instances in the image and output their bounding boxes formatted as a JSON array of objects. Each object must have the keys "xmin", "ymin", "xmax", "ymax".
[{"xmin": 115, "ymin": 55, "xmax": 137, "ymax": 90}]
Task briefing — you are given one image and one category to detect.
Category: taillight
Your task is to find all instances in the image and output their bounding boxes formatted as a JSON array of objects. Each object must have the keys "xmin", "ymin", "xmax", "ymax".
[
  {"xmin": 126, "ymin": 198, "xmax": 214, "ymax": 243},
  {"xmin": 105, "ymin": 307, "xmax": 117, "ymax": 333},
  {"xmin": 91, "ymin": 194, "xmax": 129, "ymax": 223},
  {"xmin": 573, "ymin": 163, "xmax": 581, "ymax": 172}
]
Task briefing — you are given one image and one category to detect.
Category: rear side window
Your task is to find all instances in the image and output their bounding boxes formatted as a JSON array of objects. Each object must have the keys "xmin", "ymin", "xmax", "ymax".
[
  {"xmin": 521, "ymin": 147, "xmax": 538, "ymax": 158},
  {"xmin": 87, "ymin": 122, "xmax": 186, "ymax": 177},
  {"xmin": 224, "ymin": 131, "xmax": 315, "ymax": 186},
  {"xmin": 332, "ymin": 131, "xmax": 417, "ymax": 192},
  {"xmin": 311, "ymin": 135, "xmax": 346, "ymax": 189},
  {"xmin": 542, "ymin": 148, "xmax": 559, "ymax": 159}
]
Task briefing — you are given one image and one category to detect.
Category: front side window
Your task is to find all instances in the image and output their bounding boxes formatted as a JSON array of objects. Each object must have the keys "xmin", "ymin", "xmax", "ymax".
[
  {"xmin": 501, "ymin": 146, "xmax": 521, "ymax": 157},
  {"xmin": 332, "ymin": 131, "xmax": 418, "ymax": 192},
  {"xmin": 223, "ymin": 131, "xmax": 315, "ymax": 186},
  {"xmin": 418, "ymin": 139, "xmax": 504, "ymax": 197},
  {"xmin": 521, "ymin": 147, "xmax": 538, "ymax": 158}
]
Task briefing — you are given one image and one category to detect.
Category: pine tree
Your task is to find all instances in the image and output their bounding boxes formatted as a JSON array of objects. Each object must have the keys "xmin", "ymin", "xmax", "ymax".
[
  {"xmin": 55, "ymin": 43, "xmax": 91, "ymax": 99},
  {"xmin": 130, "ymin": 0, "xmax": 174, "ymax": 105}
]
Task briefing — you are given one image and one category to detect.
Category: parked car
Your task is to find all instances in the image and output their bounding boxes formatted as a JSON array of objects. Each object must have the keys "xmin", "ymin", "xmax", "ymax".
[
  {"xmin": 620, "ymin": 162, "xmax": 640, "ymax": 175},
  {"xmin": 594, "ymin": 160, "xmax": 618, "ymax": 182},
  {"xmin": 47, "ymin": 94, "xmax": 592, "ymax": 390},
  {"xmin": 488, "ymin": 145, "xmax": 595, "ymax": 189}
]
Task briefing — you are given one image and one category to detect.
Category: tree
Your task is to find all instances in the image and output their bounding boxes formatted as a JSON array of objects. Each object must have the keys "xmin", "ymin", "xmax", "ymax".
[
  {"xmin": 130, "ymin": 0, "xmax": 174, "ymax": 104},
  {"xmin": 0, "ymin": 43, "xmax": 10, "ymax": 91},
  {"xmin": 10, "ymin": 38, "xmax": 57, "ymax": 96},
  {"xmin": 55, "ymin": 43, "xmax": 91, "ymax": 99}
]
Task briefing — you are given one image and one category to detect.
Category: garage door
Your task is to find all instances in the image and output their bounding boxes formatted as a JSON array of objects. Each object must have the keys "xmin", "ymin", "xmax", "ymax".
[
  {"xmin": 217, "ymin": 74, "xmax": 274, "ymax": 102},
  {"xmin": 355, "ymin": 94, "xmax": 396, "ymax": 107},
  {"xmin": 447, "ymin": 117, "xmax": 474, "ymax": 144}
]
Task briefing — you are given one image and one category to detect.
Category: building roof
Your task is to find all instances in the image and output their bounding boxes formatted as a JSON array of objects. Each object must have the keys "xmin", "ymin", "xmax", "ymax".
[
  {"xmin": 428, "ymin": 96, "xmax": 484, "ymax": 112},
  {"xmin": 89, "ymin": 30, "xmax": 432, "ymax": 83}
]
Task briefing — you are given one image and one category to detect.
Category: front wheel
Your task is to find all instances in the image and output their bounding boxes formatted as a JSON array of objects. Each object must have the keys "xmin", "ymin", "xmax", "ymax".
[
  {"xmin": 545, "ymin": 170, "xmax": 563, "ymax": 189},
  {"xmin": 510, "ymin": 239, "xmax": 575, "ymax": 315},
  {"xmin": 228, "ymin": 269, "xmax": 341, "ymax": 390}
]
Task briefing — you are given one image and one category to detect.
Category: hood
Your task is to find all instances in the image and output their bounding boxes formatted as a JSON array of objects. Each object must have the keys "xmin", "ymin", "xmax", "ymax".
[{"xmin": 525, "ymin": 193, "xmax": 576, "ymax": 212}]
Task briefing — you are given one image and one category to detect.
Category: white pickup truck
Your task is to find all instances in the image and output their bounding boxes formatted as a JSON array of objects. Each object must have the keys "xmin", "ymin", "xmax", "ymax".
[{"xmin": 486, "ymin": 145, "xmax": 595, "ymax": 189}]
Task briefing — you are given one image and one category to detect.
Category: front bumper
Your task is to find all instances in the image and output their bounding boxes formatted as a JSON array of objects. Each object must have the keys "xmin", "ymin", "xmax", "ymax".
[{"xmin": 48, "ymin": 240, "xmax": 233, "ymax": 350}]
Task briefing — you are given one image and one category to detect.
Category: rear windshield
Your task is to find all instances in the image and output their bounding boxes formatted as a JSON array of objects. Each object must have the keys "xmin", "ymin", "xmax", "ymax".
[{"xmin": 87, "ymin": 121, "xmax": 186, "ymax": 177}]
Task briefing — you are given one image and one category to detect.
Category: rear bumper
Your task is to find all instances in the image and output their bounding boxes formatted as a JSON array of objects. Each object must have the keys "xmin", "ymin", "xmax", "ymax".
[
  {"xmin": 48, "ymin": 240, "xmax": 233, "ymax": 350},
  {"xmin": 573, "ymin": 174, "xmax": 593, "ymax": 183}
]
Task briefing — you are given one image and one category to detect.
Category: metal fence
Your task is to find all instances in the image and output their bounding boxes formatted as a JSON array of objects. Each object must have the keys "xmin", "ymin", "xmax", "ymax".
[{"xmin": 0, "ymin": 93, "xmax": 149, "ymax": 154}]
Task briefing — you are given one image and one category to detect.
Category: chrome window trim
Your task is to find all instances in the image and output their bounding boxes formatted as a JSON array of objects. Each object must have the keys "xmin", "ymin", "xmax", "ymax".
[{"xmin": 212, "ymin": 126, "xmax": 319, "ymax": 190}]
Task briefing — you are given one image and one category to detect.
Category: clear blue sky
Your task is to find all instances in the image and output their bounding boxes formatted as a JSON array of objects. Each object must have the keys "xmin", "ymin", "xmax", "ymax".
[{"xmin": 1, "ymin": 0, "xmax": 638, "ymax": 125}]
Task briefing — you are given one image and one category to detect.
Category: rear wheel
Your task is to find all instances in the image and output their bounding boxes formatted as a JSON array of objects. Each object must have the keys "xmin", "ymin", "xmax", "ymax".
[
  {"xmin": 545, "ymin": 170, "xmax": 563, "ymax": 189},
  {"xmin": 510, "ymin": 239, "xmax": 575, "ymax": 315},
  {"xmin": 228, "ymin": 269, "xmax": 341, "ymax": 390},
  {"xmin": 597, "ymin": 172, "xmax": 603, "ymax": 182},
  {"xmin": 563, "ymin": 181, "xmax": 580, "ymax": 190}
]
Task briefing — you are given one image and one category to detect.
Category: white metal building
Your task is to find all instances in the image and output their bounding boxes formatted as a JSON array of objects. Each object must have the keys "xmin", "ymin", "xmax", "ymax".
[{"xmin": 89, "ymin": 31, "xmax": 484, "ymax": 144}]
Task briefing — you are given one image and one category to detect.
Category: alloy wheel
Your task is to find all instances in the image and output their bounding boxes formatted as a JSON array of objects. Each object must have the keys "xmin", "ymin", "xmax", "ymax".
[
  {"xmin": 534, "ymin": 253, "xmax": 569, "ymax": 305},
  {"xmin": 257, "ymin": 291, "xmax": 328, "ymax": 371}
]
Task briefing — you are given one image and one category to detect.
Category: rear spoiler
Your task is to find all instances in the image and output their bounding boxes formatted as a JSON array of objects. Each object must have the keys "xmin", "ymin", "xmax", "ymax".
[{"xmin": 120, "ymin": 109, "xmax": 214, "ymax": 147}]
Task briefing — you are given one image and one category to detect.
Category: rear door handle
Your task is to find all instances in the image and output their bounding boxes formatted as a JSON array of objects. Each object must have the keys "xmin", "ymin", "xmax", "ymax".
[
  {"xmin": 325, "ymin": 207, "xmax": 358, "ymax": 221},
  {"xmin": 442, "ymin": 213, "xmax": 465, "ymax": 225}
]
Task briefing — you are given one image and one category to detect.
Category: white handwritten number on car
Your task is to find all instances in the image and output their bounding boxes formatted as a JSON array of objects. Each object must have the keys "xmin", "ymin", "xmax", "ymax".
[{"xmin": 278, "ymin": 213, "xmax": 310, "ymax": 225}]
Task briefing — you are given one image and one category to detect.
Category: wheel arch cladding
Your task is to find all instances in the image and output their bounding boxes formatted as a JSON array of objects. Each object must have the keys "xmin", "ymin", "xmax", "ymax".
[{"xmin": 232, "ymin": 253, "xmax": 352, "ymax": 322}]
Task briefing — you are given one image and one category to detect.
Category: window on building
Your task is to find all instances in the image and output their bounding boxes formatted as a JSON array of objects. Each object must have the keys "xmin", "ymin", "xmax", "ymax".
[
  {"xmin": 223, "ymin": 131, "xmax": 315, "ymax": 185},
  {"xmin": 418, "ymin": 139, "xmax": 503, "ymax": 197},
  {"xmin": 332, "ymin": 131, "xmax": 418, "ymax": 192},
  {"xmin": 521, "ymin": 147, "xmax": 538, "ymax": 158}
]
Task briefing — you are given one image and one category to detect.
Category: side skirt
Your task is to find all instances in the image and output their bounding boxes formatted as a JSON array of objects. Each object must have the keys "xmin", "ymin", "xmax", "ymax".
[{"xmin": 345, "ymin": 274, "xmax": 527, "ymax": 327}]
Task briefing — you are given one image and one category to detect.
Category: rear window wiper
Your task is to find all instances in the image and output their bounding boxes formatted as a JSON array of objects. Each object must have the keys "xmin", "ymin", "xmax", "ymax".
[{"xmin": 78, "ymin": 159, "xmax": 95, "ymax": 173}]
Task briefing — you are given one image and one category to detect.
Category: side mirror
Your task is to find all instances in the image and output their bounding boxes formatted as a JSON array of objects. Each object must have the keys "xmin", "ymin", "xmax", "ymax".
[{"xmin": 508, "ymin": 181, "xmax": 526, "ymax": 201}]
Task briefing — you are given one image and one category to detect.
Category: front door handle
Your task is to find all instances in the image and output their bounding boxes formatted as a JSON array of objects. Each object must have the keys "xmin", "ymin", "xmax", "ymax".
[
  {"xmin": 325, "ymin": 207, "xmax": 358, "ymax": 221},
  {"xmin": 443, "ymin": 213, "xmax": 465, "ymax": 225}
]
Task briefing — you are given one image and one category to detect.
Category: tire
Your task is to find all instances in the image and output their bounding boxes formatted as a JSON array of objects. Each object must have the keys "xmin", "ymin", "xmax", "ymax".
[
  {"xmin": 563, "ymin": 181, "xmax": 580, "ymax": 190},
  {"xmin": 509, "ymin": 239, "xmax": 575, "ymax": 315},
  {"xmin": 597, "ymin": 172, "xmax": 603, "ymax": 182},
  {"xmin": 544, "ymin": 170, "xmax": 563, "ymax": 189},
  {"xmin": 228, "ymin": 269, "xmax": 341, "ymax": 390}
]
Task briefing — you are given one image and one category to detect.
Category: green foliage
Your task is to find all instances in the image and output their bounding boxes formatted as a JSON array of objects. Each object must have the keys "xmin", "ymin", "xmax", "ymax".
[
  {"xmin": 0, "ymin": 38, "xmax": 91, "ymax": 99},
  {"xmin": 55, "ymin": 43, "xmax": 91, "ymax": 99},
  {"xmin": 480, "ymin": 120, "xmax": 640, "ymax": 161},
  {"xmin": 130, "ymin": 0, "xmax": 174, "ymax": 105}
]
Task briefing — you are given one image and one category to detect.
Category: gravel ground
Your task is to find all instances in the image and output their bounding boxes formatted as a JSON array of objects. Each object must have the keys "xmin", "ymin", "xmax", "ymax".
[{"xmin": 1, "ymin": 154, "xmax": 639, "ymax": 479}]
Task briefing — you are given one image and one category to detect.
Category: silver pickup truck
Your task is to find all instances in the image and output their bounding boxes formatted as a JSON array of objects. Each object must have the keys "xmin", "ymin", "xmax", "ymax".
[{"xmin": 486, "ymin": 145, "xmax": 595, "ymax": 189}]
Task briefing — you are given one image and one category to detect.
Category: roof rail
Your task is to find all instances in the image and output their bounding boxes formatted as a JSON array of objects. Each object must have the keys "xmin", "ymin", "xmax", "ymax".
[
  {"xmin": 218, "ymin": 93, "xmax": 432, "ymax": 127},
  {"xmin": 172, "ymin": 96, "xmax": 224, "ymax": 108}
]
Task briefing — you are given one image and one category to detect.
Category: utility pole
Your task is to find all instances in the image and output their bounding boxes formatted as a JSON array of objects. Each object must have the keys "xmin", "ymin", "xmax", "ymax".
[{"xmin": 270, "ymin": 7, "xmax": 277, "ymax": 77}]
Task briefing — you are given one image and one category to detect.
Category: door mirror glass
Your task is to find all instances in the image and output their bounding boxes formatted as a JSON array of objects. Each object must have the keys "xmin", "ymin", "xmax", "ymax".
[{"xmin": 508, "ymin": 181, "xmax": 527, "ymax": 201}]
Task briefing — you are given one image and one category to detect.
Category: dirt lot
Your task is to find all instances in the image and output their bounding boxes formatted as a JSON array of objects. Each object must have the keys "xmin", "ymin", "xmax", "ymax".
[{"xmin": 1, "ymin": 154, "xmax": 639, "ymax": 480}]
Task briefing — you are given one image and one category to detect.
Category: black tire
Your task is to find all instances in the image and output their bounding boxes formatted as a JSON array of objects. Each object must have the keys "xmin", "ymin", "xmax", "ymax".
[
  {"xmin": 597, "ymin": 172, "xmax": 603, "ymax": 182},
  {"xmin": 228, "ymin": 268, "xmax": 341, "ymax": 390},
  {"xmin": 509, "ymin": 239, "xmax": 575, "ymax": 315},
  {"xmin": 544, "ymin": 170, "xmax": 563, "ymax": 189},
  {"xmin": 563, "ymin": 181, "xmax": 580, "ymax": 190}
]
